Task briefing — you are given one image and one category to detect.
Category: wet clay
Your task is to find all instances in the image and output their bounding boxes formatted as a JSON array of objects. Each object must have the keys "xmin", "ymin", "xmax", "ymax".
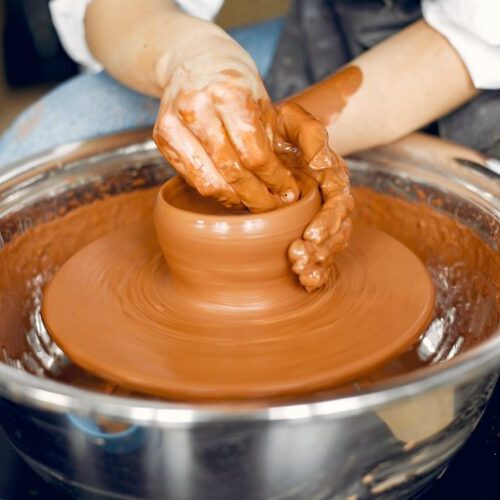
[
  {"xmin": 42, "ymin": 176, "xmax": 434, "ymax": 400},
  {"xmin": 1, "ymin": 183, "xmax": 499, "ymax": 401},
  {"xmin": 0, "ymin": 188, "xmax": 157, "ymax": 361},
  {"xmin": 289, "ymin": 66, "xmax": 363, "ymax": 126}
]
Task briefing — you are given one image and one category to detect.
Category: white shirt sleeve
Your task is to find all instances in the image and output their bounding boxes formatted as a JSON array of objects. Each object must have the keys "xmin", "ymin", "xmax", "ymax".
[
  {"xmin": 422, "ymin": 0, "xmax": 500, "ymax": 89},
  {"xmin": 49, "ymin": 0, "xmax": 224, "ymax": 72}
]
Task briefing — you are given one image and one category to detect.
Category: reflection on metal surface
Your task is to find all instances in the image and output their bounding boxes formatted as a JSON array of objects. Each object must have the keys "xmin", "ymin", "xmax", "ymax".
[
  {"xmin": 486, "ymin": 158, "xmax": 500, "ymax": 176},
  {"xmin": 454, "ymin": 157, "xmax": 500, "ymax": 181},
  {"xmin": 419, "ymin": 318, "xmax": 448, "ymax": 362}
]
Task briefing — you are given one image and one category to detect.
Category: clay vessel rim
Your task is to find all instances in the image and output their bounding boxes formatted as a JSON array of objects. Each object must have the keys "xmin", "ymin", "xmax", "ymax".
[{"xmin": 157, "ymin": 173, "xmax": 319, "ymax": 224}]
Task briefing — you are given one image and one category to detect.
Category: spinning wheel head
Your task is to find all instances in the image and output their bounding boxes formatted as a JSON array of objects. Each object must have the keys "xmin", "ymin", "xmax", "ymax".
[{"xmin": 42, "ymin": 179, "xmax": 434, "ymax": 401}]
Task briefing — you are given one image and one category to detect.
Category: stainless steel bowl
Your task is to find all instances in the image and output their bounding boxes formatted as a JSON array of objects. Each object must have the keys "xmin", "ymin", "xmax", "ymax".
[{"xmin": 0, "ymin": 130, "xmax": 499, "ymax": 499}]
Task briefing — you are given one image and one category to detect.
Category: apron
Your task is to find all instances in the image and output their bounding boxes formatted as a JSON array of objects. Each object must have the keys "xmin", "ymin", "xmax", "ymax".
[{"xmin": 265, "ymin": 0, "xmax": 500, "ymax": 158}]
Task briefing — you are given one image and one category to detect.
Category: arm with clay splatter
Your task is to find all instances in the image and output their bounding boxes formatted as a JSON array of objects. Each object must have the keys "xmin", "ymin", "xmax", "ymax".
[{"xmin": 290, "ymin": 20, "xmax": 477, "ymax": 157}]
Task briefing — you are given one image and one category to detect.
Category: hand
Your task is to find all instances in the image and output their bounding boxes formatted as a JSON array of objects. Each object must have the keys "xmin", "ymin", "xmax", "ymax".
[
  {"xmin": 275, "ymin": 103, "xmax": 354, "ymax": 292},
  {"xmin": 153, "ymin": 44, "xmax": 300, "ymax": 213}
]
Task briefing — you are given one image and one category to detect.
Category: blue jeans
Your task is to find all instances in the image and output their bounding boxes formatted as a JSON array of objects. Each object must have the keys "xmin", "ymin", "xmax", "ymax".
[{"xmin": 0, "ymin": 19, "xmax": 284, "ymax": 168}]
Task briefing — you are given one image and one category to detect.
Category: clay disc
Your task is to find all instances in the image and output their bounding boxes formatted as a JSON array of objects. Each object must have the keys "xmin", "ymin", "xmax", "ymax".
[{"xmin": 42, "ymin": 225, "xmax": 435, "ymax": 400}]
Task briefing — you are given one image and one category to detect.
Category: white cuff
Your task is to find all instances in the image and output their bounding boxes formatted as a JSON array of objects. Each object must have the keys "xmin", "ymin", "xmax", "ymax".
[
  {"xmin": 177, "ymin": 0, "xmax": 224, "ymax": 21},
  {"xmin": 49, "ymin": 0, "xmax": 102, "ymax": 72},
  {"xmin": 422, "ymin": 0, "xmax": 500, "ymax": 89},
  {"xmin": 49, "ymin": 0, "xmax": 224, "ymax": 73}
]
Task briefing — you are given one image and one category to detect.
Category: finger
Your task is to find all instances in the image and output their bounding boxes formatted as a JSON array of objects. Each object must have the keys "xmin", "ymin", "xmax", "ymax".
[
  {"xmin": 312, "ymin": 219, "xmax": 353, "ymax": 268},
  {"xmin": 154, "ymin": 119, "xmax": 227, "ymax": 198},
  {"xmin": 288, "ymin": 217, "xmax": 352, "ymax": 291},
  {"xmin": 303, "ymin": 194, "xmax": 354, "ymax": 244},
  {"xmin": 324, "ymin": 218, "xmax": 353, "ymax": 256},
  {"xmin": 177, "ymin": 92, "xmax": 278, "ymax": 213},
  {"xmin": 212, "ymin": 86, "xmax": 300, "ymax": 204},
  {"xmin": 313, "ymin": 168, "xmax": 351, "ymax": 201},
  {"xmin": 153, "ymin": 128, "xmax": 188, "ymax": 178},
  {"xmin": 288, "ymin": 239, "xmax": 332, "ymax": 292},
  {"xmin": 290, "ymin": 216, "xmax": 352, "ymax": 270},
  {"xmin": 154, "ymin": 108, "xmax": 241, "ymax": 207},
  {"xmin": 304, "ymin": 208, "xmax": 344, "ymax": 246},
  {"xmin": 276, "ymin": 102, "xmax": 329, "ymax": 164},
  {"xmin": 277, "ymin": 102, "xmax": 352, "ymax": 205},
  {"xmin": 301, "ymin": 264, "xmax": 331, "ymax": 292},
  {"xmin": 288, "ymin": 239, "xmax": 310, "ymax": 274}
]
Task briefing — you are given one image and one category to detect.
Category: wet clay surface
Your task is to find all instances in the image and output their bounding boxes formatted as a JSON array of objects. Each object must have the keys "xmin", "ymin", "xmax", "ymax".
[
  {"xmin": 1, "ymin": 182, "xmax": 498, "ymax": 402},
  {"xmin": 41, "ymin": 178, "xmax": 433, "ymax": 401}
]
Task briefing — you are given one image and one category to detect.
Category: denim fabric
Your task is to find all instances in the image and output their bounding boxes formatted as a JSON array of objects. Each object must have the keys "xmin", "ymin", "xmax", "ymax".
[{"xmin": 0, "ymin": 18, "xmax": 284, "ymax": 168}]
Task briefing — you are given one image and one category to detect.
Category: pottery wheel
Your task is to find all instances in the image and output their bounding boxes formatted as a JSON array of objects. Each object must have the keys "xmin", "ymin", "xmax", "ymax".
[{"xmin": 42, "ymin": 222, "xmax": 435, "ymax": 400}]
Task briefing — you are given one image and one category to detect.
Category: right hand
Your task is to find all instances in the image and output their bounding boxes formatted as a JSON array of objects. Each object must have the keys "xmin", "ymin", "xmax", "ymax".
[
  {"xmin": 153, "ymin": 38, "xmax": 300, "ymax": 213},
  {"xmin": 275, "ymin": 103, "xmax": 354, "ymax": 291}
]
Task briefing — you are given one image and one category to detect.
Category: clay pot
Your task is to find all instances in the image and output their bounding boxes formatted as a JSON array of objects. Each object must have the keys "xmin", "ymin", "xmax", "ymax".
[{"xmin": 153, "ymin": 172, "xmax": 321, "ymax": 310}]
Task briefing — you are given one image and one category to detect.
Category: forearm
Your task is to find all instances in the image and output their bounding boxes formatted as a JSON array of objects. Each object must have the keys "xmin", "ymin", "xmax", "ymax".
[
  {"xmin": 85, "ymin": 0, "xmax": 256, "ymax": 97},
  {"xmin": 288, "ymin": 20, "xmax": 478, "ymax": 156}
]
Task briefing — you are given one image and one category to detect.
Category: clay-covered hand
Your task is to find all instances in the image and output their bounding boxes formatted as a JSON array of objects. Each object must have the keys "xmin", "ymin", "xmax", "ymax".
[
  {"xmin": 153, "ymin": 42, "xmax": 299, "ymax": 213},
  {"xmin": 275, "ymin": 103, "xmax": 354, "ymax": 292}
]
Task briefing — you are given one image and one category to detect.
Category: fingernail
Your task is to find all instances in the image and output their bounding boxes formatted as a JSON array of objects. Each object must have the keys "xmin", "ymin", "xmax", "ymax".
[
  {"xmin": 304, "ymin": 226, "xmax": 322, "ymax": 244},
  {"xmin": 280, "ymin": 190, "xmax": 297, "ymax": 204}
]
